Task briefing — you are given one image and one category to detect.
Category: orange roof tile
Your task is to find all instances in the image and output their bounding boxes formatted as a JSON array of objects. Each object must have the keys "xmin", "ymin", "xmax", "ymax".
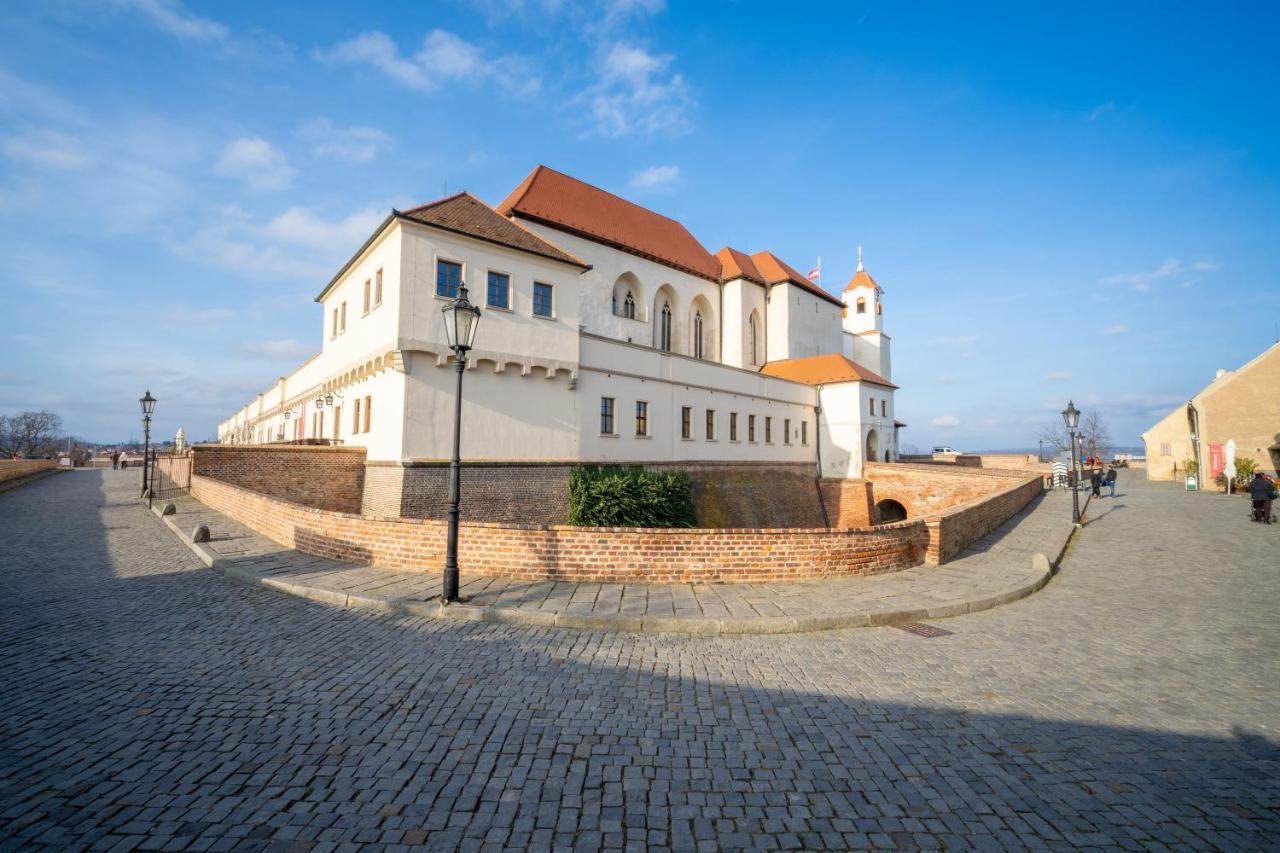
[
  {"xmin": 750, "ymin": 251, "xmax": 844, "ymax": 307},
  {"xmin": 715, "ymin": 247, "xmax": 765, "ymax": 284},
  {"xmin": 760, "ymin": 353, "xmax": 898, "ymax": 389},
  {"xmin": 844, "ymin": 268, "xmax": 881, "ymax": 292},
  {"xmin": 399, "ymin": 192, "xmax": 588, "ymax": 269},
  {"xmin": 498, "ymin": 165, "xmax": 721, "ymax": 281}
]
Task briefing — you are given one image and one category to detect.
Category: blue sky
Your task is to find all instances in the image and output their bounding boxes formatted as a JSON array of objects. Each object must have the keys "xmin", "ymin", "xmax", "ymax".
[{"xmin": 1, "ymin": 1, "xmax": 1277, "ymax": 449}]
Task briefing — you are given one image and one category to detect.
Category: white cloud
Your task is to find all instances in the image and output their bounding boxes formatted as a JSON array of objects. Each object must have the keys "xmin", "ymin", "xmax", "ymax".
[
  {"xmin": 628, "ymin": 164, "xmax": 679, "ymax": 192},
  {"xmin": 1044, "ymin": 371, "xmax": 1074, "ymax": 381},
  {"xmin": 111, "ymin": 0, "xmax": 228, "ymax": 41},
  {"xmin": 0, "ymin": 129, "xmax": 93, "ymax": 169},
  {"xmin": 215, "ymin": 137, "xmax": 296, "ymax": 190},
  {"xmin": 1101, "ymin": 258, "xmax": 1187, "ymax": 293},
  {"xmin": 237, "ymin": 339, "xmax": 314, "ymax": 361},
  {"xmin": 930, "ymin": 415, "xmax": 961, "ymax": 429},
  {"xmin": 263, "ymin": 205, "xmax": 386, "ymax": 251},
  {"xmin": 298, "ymin": 118, "xmax": 390, "ymax": 163},
  {"xmin": 317, "ymin": 30, "xmax": 538, "ymax": 95},
  {"xmin": 1102, "ymin": 323, "xmax": 1128, "ymax": 335},
  {"xmin": 580, "ymin": 43, "xmax": 693, "ymax": 137},
  {"xmin": 1191, "ymin": 259, "xmax": 1218, "ymax": 272},
  {"xmin": 177, "ymin": 212, "xmax": 328, "ymax": 281}
]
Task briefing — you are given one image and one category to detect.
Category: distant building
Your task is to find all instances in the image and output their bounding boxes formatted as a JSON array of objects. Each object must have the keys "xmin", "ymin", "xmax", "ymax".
[
  {"xmin": 1142, "ymin": 341, "xmax": 1280, "ymax": 482},
  {"xmin": 217, "ymin": 166, "xmax": 903, "ymax": 500}
]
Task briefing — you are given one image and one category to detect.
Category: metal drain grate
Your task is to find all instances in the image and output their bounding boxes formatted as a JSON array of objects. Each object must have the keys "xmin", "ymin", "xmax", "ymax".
[{"xmin": 894, "ymin": 622, "xmax": 954, "ymax": 638}]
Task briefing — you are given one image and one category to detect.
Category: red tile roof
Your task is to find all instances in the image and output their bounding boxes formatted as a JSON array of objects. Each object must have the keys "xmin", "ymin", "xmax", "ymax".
[
  {"xmin": 399, "ymin": 192, "xmax": 588, "ymax": 269},
  {"xmin": 715, "ymin": 247, "xmax": 765, "ymax": 284},
  {"xmin": 844, "ymin": 269, "xmax": 881, "ymax": 292},
  {"xmin": 760, "ymin": 353, "xmax": 898, "ymax": 389},
  {"xmin": 750, "ymin": 251, "xmax": 845, "ymax": 307},
  {"xmin": 497, "ymin": 166, "xmax": 722, "ymax": 281}
]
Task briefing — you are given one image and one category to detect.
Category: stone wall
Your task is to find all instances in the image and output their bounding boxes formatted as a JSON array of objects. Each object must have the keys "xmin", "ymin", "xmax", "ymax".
[
  {"xmin": 924, "ymin": 474, "xmax": 1045, "ymax": 564},
  {"xmin": 0, "ymin": 459, "xmax": 56, "ymax": 484},
  {"xmin": 191, "ymin": 474, "xmax": 928, "ymax": 583},
  {"xmin": 190, "ymin": 444, "xmax": 366, "ymax": 514}
]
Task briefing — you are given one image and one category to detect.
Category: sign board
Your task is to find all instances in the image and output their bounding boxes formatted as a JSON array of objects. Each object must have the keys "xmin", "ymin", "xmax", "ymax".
[
  {"xmin": 1208, "ymin": 444, "xmax": 1225, "ymax": 478},
  {"xmin": 1185, "ymin": 476, "xmax": 1199, "ymax": 491}
]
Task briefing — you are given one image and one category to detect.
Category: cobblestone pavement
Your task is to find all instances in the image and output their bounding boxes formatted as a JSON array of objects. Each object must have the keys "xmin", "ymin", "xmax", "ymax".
[
  {"xmin": 155, "ymin": 486, "xmax": 1067, "ymax": 634},
  {"xmin": 1, "ymin": 469, "xmax": 1277, "ymax": 850}
]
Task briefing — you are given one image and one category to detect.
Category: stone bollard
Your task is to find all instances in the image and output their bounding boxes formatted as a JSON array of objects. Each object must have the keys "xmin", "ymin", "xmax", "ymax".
[
  {"xmin": 191, "ymin": 524, "xmax": 210, "ymax": 543},
  {"xmin": 161, "ymin": 503, "xmax": 176, "ymax": 516}
]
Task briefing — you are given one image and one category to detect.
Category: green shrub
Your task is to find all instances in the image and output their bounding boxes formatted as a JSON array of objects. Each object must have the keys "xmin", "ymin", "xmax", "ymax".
[
  {"xmin": 567, "ymin": 465, "xmax": 696, "ymax": 528},
  {"xmin": 1213, "ymin": 457, "xmax": 1259, "ymax": 491}
]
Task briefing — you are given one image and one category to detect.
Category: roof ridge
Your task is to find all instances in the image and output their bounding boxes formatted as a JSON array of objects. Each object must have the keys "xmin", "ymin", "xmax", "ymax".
[
  {"xmin": 506, "ymin": 213, "xmax": 590, "ymax": 269},
  {"xmin": 399, "ymin": 191, "xmax": 470, "ymax": 216},
  {"xmin": 536, "ymin": 165, "xmax": 689, "ymax": 228}
]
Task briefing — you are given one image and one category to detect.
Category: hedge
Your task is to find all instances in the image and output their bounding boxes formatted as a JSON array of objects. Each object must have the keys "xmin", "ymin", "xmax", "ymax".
[{"xmin": 567, "ymin": 465, "xmax": 696, "ymax": 528}]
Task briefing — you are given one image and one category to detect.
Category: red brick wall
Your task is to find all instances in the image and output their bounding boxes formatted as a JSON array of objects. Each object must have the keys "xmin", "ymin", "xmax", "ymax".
[
  {"xmin": 863, "ymin": 462, "xmax": 1030, "ymax": 518},
  {"xmin": 0, "ymin": 459, "xmax": 56, "ymax": 483},
  {"xmin": 820, "ymin": 479, "xmax": 875, "ymax": 527},
  {"xmin": 923, "ymin": 474, "xmax": 1044, "ymax": 564},
  {"xmin": 191, "ymin": 444, "xmax": 366, "ymax": 514},
  {"xmin": 191, "ymin": 474, "xmax": 928, "ymax": 583}
]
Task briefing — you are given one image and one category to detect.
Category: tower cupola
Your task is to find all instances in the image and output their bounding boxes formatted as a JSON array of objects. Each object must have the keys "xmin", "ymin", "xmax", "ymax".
[{"xmin": 842, "ymin": 246, "xmax": 883, "ymax": 334}]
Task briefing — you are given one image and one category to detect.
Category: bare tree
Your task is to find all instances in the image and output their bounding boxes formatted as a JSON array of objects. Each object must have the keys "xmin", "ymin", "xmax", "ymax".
[
  {"xmin": 0, "ymin": 410, "xmax": 64, "ymax": 457},
  {"xmin": 1037, "ymin": 421, "xmax": 1071, "ymax": 453},
  {"xmin": 1080, "ymin": 411, "xmax": 1113, "ymax": 460}
]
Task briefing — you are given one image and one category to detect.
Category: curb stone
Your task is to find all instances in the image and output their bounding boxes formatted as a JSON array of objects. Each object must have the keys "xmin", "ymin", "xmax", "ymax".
[{"xmin": 146, "ymin": 497, "xmax": 1057, "ymax": 636}]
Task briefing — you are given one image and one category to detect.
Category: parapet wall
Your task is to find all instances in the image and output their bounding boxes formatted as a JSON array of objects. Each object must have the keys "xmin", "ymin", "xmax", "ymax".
[
  {"xmin": 863, "ymin": 462, "xmax": 1028, "ymax": 518},
  {"xmin": 191, "ymin": 444, "xmax": 366, "ymax": 514},
  {"xmin": 923, "ymin": 474, "xmax": 1045, "ymax": 563},
  {"xmin": 190, "ymin": 474, "xmax": 927, "ymax": 583},
  {"xmin": 0, "ymin": 459, "xmax": 57, "ymax": 484}
]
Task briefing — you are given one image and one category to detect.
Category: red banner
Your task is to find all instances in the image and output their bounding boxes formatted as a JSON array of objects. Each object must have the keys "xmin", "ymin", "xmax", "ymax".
[{"xmin": 1208, "ymin": 444, "xmax": 1225, "ymax": 478}]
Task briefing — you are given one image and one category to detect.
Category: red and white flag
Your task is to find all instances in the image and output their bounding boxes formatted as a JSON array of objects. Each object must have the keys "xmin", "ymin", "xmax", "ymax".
[{"xmin": 807, "ymin": 259, "xmax": 821, "ymax": 283}]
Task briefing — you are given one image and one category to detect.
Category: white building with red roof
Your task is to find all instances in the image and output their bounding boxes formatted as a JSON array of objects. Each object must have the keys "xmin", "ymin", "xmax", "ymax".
[{"xmin": 218, "ymin": 166, "xmax": 901, "ymax": 494}]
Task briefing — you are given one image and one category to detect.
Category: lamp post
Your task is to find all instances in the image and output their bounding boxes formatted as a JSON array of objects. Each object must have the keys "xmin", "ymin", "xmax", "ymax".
[
  {"xmin": 440, "ymin": 284, "xmax": 482, "ymax": 604},
  {"xmin": 139, "ymin": 390, "xmax": 156, "ymax": 505},
  {"xmin": 1062, "ymin": 400, "xmax": 1081, "ymax": 523}
]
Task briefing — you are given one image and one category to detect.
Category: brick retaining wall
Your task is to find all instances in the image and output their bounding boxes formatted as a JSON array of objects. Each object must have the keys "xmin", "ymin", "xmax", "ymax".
[
  {"xmin": 191, "ymin": 445, "xmax": 366, "ymax": 514},
  {"xmin": 923, "ymin": 474, "xmax": 1045, "ymax": 564},
  {"xmin": 190, "ymin": 474, "xmax": 928, "ymax": 583},
  {"xmin": 0, "ymin": 459, "xmax": 56, "ymax": 484},
  {"xmin": 863, "ymin": 462, "xmax": 1029, "ymax": 519}
]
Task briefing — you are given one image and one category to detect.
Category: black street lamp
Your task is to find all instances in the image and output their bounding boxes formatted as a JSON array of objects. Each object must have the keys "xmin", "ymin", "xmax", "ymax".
[
  {"xmin": 1062, "ymin": 400, "xmax": 1081, "ymax": 523},
  {"xmin": 139, "ymin": 390, "xmax": 157, "ymax": 505},
  {"xmin": 440, "ymin": 284, "xmax": 482, "ymax": 604}
]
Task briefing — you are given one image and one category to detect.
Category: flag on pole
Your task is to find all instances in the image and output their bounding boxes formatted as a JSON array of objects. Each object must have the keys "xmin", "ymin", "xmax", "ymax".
[{"xmin": 807, "ymin": 257, "xmax": 821, "ymax": 283}]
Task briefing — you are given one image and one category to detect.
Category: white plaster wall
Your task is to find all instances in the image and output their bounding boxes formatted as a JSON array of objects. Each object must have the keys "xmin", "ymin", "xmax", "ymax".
[
  {"xmin": 516, "ymin": 220, "xmax": 722, "ymax": 359},
  {"xmin": 720, "ymin": 278, "xmax": 767, "ymax": 369},
  {"xmin": 816, "ymin": 381, "xmax": 896, "ymax": 478},
  {"xmin": 319, "ymin": 226, "xmax": 403, "ymax": 368},
  {"xmin": 842, "ymin": 284, "xmax": 882, "ymax": 334},
  {"xmin": 781, "ymin": 284, "xmax": 845, "ymax": 359},
  {"xmin": 399, "ymin": 222, "xmax": 581, "ymax": 366},
  {"xmin": 765, "ymin": 284, "xmax": 789, "ymax": 363}
]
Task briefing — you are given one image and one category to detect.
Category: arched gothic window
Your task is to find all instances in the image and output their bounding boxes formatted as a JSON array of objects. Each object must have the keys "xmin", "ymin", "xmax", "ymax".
[
  {"xmin": 856, "ymin": 297, "xmax": 866, "ymax": 314},
  {"xmin": 693, "ymin": 311, "xmax": 704, "ymax": 359},
  {"xmin": 660, "ymin": 301, "xmax": 672, "ymax": 351},
  {"xmin": 623, "ymin": 291, "xmax": 635, "ymax": 319},
  {"xmin": 748, "ymin": 314, "xmax": 759, "ymax": 365}
]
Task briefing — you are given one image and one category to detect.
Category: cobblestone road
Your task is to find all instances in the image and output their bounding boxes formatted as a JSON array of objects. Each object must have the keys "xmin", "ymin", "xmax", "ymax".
[{"xmin": 1, "ymin": 469, "xmax": 1276, "ymax": 850}]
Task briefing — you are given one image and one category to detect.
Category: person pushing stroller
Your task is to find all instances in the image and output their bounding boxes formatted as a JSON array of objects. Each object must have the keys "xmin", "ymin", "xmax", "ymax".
[{"xmin": 1249, "ymin": 472, "xmax": 1277, "ymax": 524}]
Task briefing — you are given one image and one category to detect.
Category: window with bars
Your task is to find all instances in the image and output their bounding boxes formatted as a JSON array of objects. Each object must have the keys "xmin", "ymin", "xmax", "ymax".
[
  {"xmin": 705, "ymin": 409, "xmax": 715, "ymax": 440},
  {"xmin": 729, "ymin": 413, "xmax": 738, "ymax": 441},
  {"xmin": 748, "ymin": 415, "xmax": 756, "ymax": 443}
]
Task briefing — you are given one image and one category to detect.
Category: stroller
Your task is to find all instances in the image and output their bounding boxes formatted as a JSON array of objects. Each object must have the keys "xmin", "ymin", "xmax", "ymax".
[{"xmin": 1251, "ymin": 474, "xmax": 1278, "ymax": 525}]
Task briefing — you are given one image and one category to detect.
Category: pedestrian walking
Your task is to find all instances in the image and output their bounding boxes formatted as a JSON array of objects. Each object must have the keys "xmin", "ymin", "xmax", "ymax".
[
  {"xmin": 110, "ymin": 450, "xmax": 120, "ymax": 470},
  {"xmin": 1090, "ymin": 468, "xmax": 1102, "ymax": 498},
  {"xmin": 1249, "ymin": 472, "xmax": 1277, "ymax": 524},
  {"xmin": 119, "ymin": 450, "xmax": 129, "ymax": 470},
  {"xmin": 1105, "ymin": 466, "xmax": 1117, "ymax": 497}
]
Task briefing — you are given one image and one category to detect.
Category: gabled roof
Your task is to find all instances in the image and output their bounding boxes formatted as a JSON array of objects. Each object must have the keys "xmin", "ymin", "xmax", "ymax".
[
  {"xmin": 315, "ymin": 192, "xmax": 588, "ymax": 302},
  {"xmin": 399, "ymin": 192, "xmax": 589, "ymax": 269},
  {"xmin": 497, "ymin": 165, "xmax": 722, "ymax": 281},
  {"xmin": 760, "ymin": 353, "xmax": 898, "ymax": 389},
  {"xmin": 715, "ymin": 247, "xmax": 765, "ymax": 284},
  {"xmin": 844, "ymin": 268, "xmax": 881, "ymax": 293},
  {"xmin": 750, "ymin": 251, "xmax": 845, "ymax": 307}
]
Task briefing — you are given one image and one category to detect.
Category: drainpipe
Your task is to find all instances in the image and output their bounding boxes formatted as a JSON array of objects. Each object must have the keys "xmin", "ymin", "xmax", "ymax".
[{"xmin": 813, "ymin": 403, "xmax": 830, "ymax": 527}]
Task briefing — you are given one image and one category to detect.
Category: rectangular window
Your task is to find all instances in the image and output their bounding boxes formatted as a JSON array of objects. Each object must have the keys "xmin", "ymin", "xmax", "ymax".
[
  {"xmin": 869, "ymin": 398, "xmax": 875, "ymax": 416},
  {"xmin": 881, "ymin": 399, "xmax": 887, "ymax": 417},
  {"xmin": 802, "ymin": 421, "xmax": 808, "ymax": 445},
  {"xmin": 340, "ymin": 301, "xmax": 347, "ymax": 333},
  {"xmin": 635, "ymin": 401, "xmax": 648, "ymax": 436},
  {"xmin": 784, "ymin": 418, "xmax": 791, "ymax": 444},
  {"xmin": 487, "ymin": 271, "xmax": 510, "ymax": 309},
  {"xmin": 729, "ymin": 413, "xmax": 738, "ymax": 441},
  {"xmin": 374, "ymin": 269, "xmax": 383, "ymax": 306},
  {"xmin": 1160, "ymin": 442, "xmax": 1171, "ymax": 456},
  {"xmin": 705, "ymin": 409, "xmax": 715, "ymax": 441},
  {"xmin": 362, "ymin": 279, "xmax": 371, "ymax": 314},
  {"xmin": 331, "ymin": 308, "xmax": 338, "ymax": 338},
  {"xmin": 748, "ymin": 415, "xmax": 756, "ymax": 443},
  {"xmin": 765, "ymin": 417, "xmax": 772, "ymax": 444},
  {"xmin": 533, "ymin": 282, "xmax": 553, "ymax": 317},
  {"xmin": 436, "ymin": 259, "xmax": 462, "ymax": 298},
  {"xmin": 600, "ymin": 397, "xmax": 615, "ymax": 435},
  {"xmin": 333, "ymin": 406, "xmax": 342, "ymax": 440},
  {"xmin": 363, "ymin": 396, "xmax": 372, "ymax": 433},
  {"xmin": 681, "ymin": 406, "xmax": 691, "ymax": 440},
  {"xmin": 353, "ymin": 399, "xmax": 361, "ymax": 434},
  {"xmin": 318, "ymin": 410, "xmax": 324, "ymax": 439}
]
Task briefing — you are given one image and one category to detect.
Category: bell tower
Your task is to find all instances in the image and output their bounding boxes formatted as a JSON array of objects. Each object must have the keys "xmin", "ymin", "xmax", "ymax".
[{"xmin": 840, "ymin": 247, "xmax": 892, "ymax": 380}]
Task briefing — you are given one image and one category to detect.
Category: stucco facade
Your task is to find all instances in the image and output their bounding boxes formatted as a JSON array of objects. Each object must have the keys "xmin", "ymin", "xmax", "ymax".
[{"xmin": 218, "ymin": 166, "xmax": 905, "ymax": 486}]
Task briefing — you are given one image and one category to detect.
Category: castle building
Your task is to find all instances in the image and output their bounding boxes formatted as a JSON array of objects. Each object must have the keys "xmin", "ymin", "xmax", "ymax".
[{"xmin": 218, "ymin": 166, "xmax": 902, "ymax": 492}]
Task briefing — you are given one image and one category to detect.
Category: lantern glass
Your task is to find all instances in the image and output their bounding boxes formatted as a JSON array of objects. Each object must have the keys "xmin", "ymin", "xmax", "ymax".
[
  {"xmin": 1061, "ymin": 400, "xmax": 1080, "ymax": 431},
  {"xmin": 441, "ymin": 285, "xmax": 482, "ymax": 351},
  {"xmin": 140, "ymin": 390, "xmax": 157, "ymax": 416},
  {"xmin": 325, "ymin": 394, "xmax": 334, "ymax": 406},
  {"xmin": 315, "ymin": 397, "xmax": 324, "ymax": 408}
]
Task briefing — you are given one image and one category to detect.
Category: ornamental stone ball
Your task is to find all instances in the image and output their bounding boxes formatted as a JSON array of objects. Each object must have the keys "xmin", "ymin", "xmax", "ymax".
[
  {"xmin": 191, "ymin": 524, "xmax": 210, "ymax": 543},
  {"xmin": 161, "ymin": 503, "xmax": 176, "ymax": 516}
]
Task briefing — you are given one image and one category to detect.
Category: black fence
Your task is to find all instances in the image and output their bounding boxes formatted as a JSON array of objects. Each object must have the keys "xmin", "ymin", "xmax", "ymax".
[{"xmin": 148, "ymin": 453, "xmax": 191, "ymax": 502}]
